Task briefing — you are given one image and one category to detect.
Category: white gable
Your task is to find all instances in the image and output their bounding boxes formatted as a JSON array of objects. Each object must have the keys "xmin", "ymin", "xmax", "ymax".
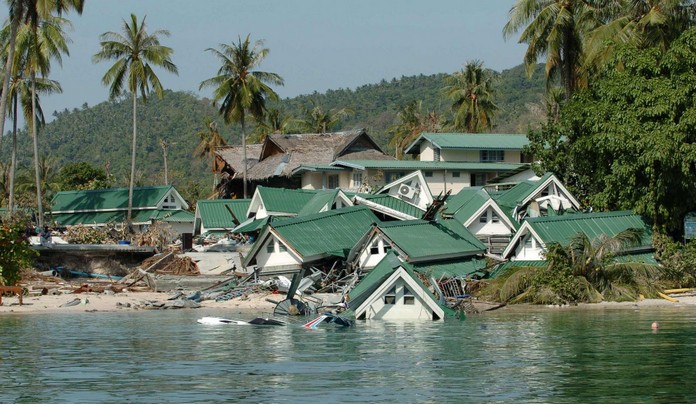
[
  {"xmin": 378, "ymin": 171, "xmax": 433, "ymax": 211},
  {"xmin": 354, "ymin": 266, "xmax": 444, "ymax": 320},
  {"xmin": 355, "ymin": 233, "xmax": 394, "ymax": 270},
  {"xmin": 502, "ymin": 222, "xmax": 545, "ymax": 260}
]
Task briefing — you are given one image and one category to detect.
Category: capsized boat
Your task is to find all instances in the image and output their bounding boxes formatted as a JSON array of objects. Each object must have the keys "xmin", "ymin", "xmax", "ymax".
[{"xmin": 197, "ymin": 312, "xmax": 352, "ymax": 328}]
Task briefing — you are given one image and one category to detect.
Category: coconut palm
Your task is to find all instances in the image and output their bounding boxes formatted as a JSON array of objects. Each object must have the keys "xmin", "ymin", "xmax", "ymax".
[
  {"xmin": 193, "ymin": 118, "xmax": 227, "ymax": 171},
  {"xmin": 585, "ymin": 0, "xmax": 695, "ymax": 68},
  {"xmin": 0, "ymin": 0, "xmax": 83, "ymax": 184},
  {"xmin": 294, "ymin": 102, "xmax": 352, "ymax": 134},
  {"xmin": 11, "ymin": 14, "xmax": 71, "ymax": 227},
  {"xmin": 443, "ymin": 61, "xmax": 498, "ymax": 133},
  {"xmin": 496, "ymin": 228, "xmax": 661, "ymax": 304},
  {"xmin": 388, "ymin": 100, "xmax": 441, "ymax": 159},
  {"xmin": 200, "ymin": 35, "xmax": 283, "ymax": 199},
  {"xmin": 503, "ymin": 0, "xmax": 597, "ymax": 98},
  {"xmin": 249, "ymin": 107, "xmax": 293, "ymax": 143},
  {"xmin": 93, "ymin": 14, "xmax": 178, "ymax": 232}
]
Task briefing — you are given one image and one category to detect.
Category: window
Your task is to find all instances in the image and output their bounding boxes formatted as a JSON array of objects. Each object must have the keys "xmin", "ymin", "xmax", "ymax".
[
  {"xmin": 162, "ymin": 194, "xmax": 177, "ymax": 209},
  {"xmin": 524, "ymin": 236, "xmax": 533, "ymax": 248},
  {"xmin": 521, "ymin": 152, "xmax": 534, "ymax": 164},
  {"xmin": 491, "ymin": 212, "xmax": 500, "ymax": 223},
  {"xmin": 352, "ymin": 172, "xmax": 363, "ymax": 188},
  {"xmin": 471, "ymin": 173, "xmax": 487, "ymax": 186},
  {"xmin": 434, "ymin": 148, "xmax": 441, "ymax": 162},
  {"xmin": 480, "ymin": 150, "xmax": 505, "ymax": 162},
  {"xmin": 266, "ymin": 241, "xmax": 275, "ymax": 254},
  {"xmin": 424, "ymin": 171, "xmax": 433, "ymax": 178},
  {"xmin": 403, "ymin": 286, "xmax": 415, "ymax": 305},
  {"xmin": 384, "ymin": 286, "xmax": 396, "ymax": 305},
  {"xmin": 370, "ymin": 240, "xmax": 380, "ymax": 255},
  {"xmin": 452, "ymin": 171, "xmax": 460, "ymax": 178},
  {"xmin": 327, "ymin": 175, "xmax": 339, "ymax": 189},
  {"xmin": 479, "ymin": 213, "xmax": 488, "ymax": 223},
  {"xmin": 278, "ymin": 243, "xmax": 288, "ymax": 252}
]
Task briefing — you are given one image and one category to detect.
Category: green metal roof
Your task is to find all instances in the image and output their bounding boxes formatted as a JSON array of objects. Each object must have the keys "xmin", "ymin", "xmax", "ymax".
[
  {"xmin": 291, "ymin": 164, "xmax": 346, "ymax": 175},
  {"xmin": 297, "ymin": 190, "xmax": 340, "ymax": 216},
  {"xmin": 613, "ymin": 252, "xmax": 658, "ymax": 265},
  {"xmin": 355, "ymin": 193, "xmax": 424, "ymax": 218},
  {"xmin": 492, "ymin": 173, "xmax": 554, "ymax": 210},
  {"xmin": 527, "ymin": 211, "xmax": 653, "ymax": 248},
  {"xmin": 378, "ymin": 219, "xmax": 485, "ymax": 262},
  {"xmin": 442, "ymin": 187, "xmax": 490, "ymax": 223},
  {"xmin": 49, "ymin": 208, "xmax": 192, "ymax": 226},
  {"xmin": 256, "ymin": 186, "xmax": 319, "ymax": 214},
  {"xmin": 197, "ymin": 199, "xmax": 251, "ymax": 229},
  {"xmin": 52, "ymin": 185, "xmax": 176, "ymax": 212},
  {"xmin": 334, "ymin": 159, "xmax": 525, "ymax": 172},
  {"xmin": 271, "ymin": 206, "xmax": 379, "ymax": 259},
  {"xmin": 404, "ymin": 133, "xmax": 529, "ymax": 154},
  {"xmin": 412, "ymin": 257, "xmax": 489, "ymax": 279}
]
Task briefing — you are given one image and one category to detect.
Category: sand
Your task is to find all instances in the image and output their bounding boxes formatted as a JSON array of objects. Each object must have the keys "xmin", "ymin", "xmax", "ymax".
[
  {"xmin": 2, "ymin": 289, "xmax": 696, "ymax": 316},
  {"xmin": 0, "ymin": 290, "xmax": 283, "ymax": 315}
]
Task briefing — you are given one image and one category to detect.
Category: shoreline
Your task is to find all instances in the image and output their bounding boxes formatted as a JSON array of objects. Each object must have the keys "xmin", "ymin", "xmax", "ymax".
[{"xmin": 3, "ymin": 290, "xmax": 696, "ymax": 315}]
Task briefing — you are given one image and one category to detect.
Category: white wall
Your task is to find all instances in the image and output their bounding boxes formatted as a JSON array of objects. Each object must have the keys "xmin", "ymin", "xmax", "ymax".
[
  {"xmin": 419, "ymin": 143, "xmax": 435, "ymax": 161},
  {"xmin": 360, "ymin": 278, "xmax": 437, "ymax": 320},
  {"xmin": 254, "ymin": 236, "xmax": 302, "ymax": 269},
  {"xmin": 467, "ymin": 207, "xmax": 513, "ymax": 237},
  {"xmin": 301, "ymin": 173, "xmax": 323, "ymax": 190},
  {"xmin": 511, "ymin": 234, "xmax": 544, "ymax": 260},
  {"xmin": 357, "ymin": 235, "xmax": 391, "ymax": 270}
]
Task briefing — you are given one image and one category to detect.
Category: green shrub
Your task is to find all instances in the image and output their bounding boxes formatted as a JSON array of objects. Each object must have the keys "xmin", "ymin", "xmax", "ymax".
[{"xmin": 0, "ymin": 222, "xmax": 38, "ymax": 286}]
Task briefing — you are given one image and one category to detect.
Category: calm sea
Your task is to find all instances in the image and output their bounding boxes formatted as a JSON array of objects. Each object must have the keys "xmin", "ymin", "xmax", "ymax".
[{"xmin": 1, "ymin": 306, "xmax": 696, "ymax": 403}]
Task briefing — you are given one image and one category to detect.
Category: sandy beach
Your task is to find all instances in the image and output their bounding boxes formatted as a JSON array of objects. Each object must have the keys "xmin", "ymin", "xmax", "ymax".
[{"xmin": 3, "ymin": 288, "xmax": 696, "ymax": 315}]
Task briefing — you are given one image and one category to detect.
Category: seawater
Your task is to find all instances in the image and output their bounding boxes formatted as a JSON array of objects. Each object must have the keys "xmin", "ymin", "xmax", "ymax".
[{"xmin": 2, "ymin": 307, "xmax": 696, "ymax": 403}]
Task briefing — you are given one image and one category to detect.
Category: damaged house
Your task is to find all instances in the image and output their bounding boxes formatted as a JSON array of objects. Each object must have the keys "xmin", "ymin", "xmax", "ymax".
[{"xmin": 214, "ymin": 129, "xmax": 393, "ymax": 198}]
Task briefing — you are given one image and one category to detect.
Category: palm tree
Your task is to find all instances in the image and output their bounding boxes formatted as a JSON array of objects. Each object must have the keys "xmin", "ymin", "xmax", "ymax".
[
  {"xmin": 584, "ymin": 0, "xmax": 695, "ymax": 69},
  {"xmin": 503, "ymin": 0, "xmax": 597, "ymax": 98},
  {"xmin": 194, "ymin": 118, "xmax": 227, "ymax": 168},
  {"xmin": 443, "ymin": 61, "xmax": 498, "ymax": 132},
  {"xmin": 496, "ymin": 228, "xmax": 661, "ymax": 304},
  {"xmin": 200, "ymin": 35, "xmax": 283, "ymax": 199},
  {"xmin": 249, "ymin": 107, "xmax": 293, "ymax": 143},
  {"xmin": 0, "ymin": 0, "xmax": 83, "ymax": 185},
  {"xmin": 159, "ymin": 139, "xmax": 176, "ymax": 185},
  {"xmin": 93, "ymin": 14, "xmax": 178, "ymax": 232},
  {"xmin": 13, "ymin": 14, "xmax": 71, "ymax": 227},
  {"xmin": 294, "ymin": 102, "xmax": 352, "ymax": 134},
  {"xmin": 388, "ymin": 100, "xmax": 441, "ymax": 159}
]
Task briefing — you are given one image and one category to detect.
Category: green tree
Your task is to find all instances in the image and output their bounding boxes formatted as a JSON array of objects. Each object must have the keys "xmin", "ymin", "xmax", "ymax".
[
  {"xmin": 388, "ymin": 100, "xmax": 441, "ymax": 159},
  {"xmin": 496, "ymin": 229, "xmax": 660, "ymax": 304},
  {"xmin": 526, "ymin": 27, "xmax": 696, "ymax": 234},
  {"xmin": 294, "ymin": 101, "xmax": 352, "ymax": 134},
  {"xmin": 200, "ymin": 35, "xmax": 283, "ymax": 199},
  {"xmin": 56, "ymin": 161, "xmax": 110, "ymax": 191},
  {"xmin": 443, "ymin": 61, "xmax": 498, "ymax": 132},
  {"xmin": 19, "ymin": 14, "xmax": 70, "ymax": 227},
  {"xmin": 249, "ymin": 107, "xmax": 293, "ymax": 143},
  {"xmin": 0, "ymin": 220, "xmax": 37, "ymax": 286},
  {"xmin": 503, "ymin": 0, "xmax": 596, "ymax": 97},
  {"xmin": 193, "ymin": 118, "xmax": 226, "ymax": 171},
  {"xmin": 585, "ymin": 0, "xmax": 695, "ymax": 68},
  {"xmin": 93, "ymin": 13, "xmax": 178, "ymax": 232},
  {"xmin": 0, "ymin": 0, "xmax": 83, "ymax": 188}
]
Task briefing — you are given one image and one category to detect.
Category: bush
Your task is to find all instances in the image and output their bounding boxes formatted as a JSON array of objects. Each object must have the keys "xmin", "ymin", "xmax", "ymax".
[
  {"xmin": 0, "ymin": 222, "xmax": 38, "ymax": 286},
  {"xmin": 654, "ymin": 234, "xmax": 696, "ymax": 288}
]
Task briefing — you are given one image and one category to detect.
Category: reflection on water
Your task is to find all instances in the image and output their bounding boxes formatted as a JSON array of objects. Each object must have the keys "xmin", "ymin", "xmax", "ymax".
[{"xmin": 2, "ymin": 307, "xmax": 696, "ymax": 403}]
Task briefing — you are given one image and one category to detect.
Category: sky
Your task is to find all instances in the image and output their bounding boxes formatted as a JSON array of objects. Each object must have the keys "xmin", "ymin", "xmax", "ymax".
[{"xmin": 2, "ymin": 0, "xmax": 527, "ymax": 122}]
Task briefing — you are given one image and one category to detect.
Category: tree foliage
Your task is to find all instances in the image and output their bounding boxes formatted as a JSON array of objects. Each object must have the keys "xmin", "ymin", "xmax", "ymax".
[
  {"xmin": 0, "ymin": 220, "xmax": 37, "ymax": 286},
  {"xmin": 55, "ymin": 162, "xmax": 111, "ymax": 191},
  {"xmin": 526, "ymin": 28, "xmax": 696, "ymax": 234}
]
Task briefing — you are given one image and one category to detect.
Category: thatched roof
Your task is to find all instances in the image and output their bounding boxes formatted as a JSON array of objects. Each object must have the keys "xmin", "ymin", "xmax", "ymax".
[
  {"xmin": 215, "ymin": 129, "xmax": 393, "ymax": 181},
  {"xmin": 215, "ymin": 144, "xmax": 263, "ymax": 174}
]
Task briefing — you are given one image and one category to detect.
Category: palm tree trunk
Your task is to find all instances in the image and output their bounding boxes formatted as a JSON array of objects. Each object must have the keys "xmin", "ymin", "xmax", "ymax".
[
  {"xmin": 163, "ymin": 144, "xmax": 168, "ymax": 185},
  {"xmin": 0, "ymin": 19, "xmax": 19, "ymax": 156},
  {"xmin": 31, "ymin": 73, "xmax": 44, "ymax": 228},
  {"xmin": 9, "ymin": 95, "xmax": 18, "ymax": 214},
  {"xmin": 127, "ymin": 91, "xmax": 137, "ymax": 233},
  {"xmin": 241, "ymin": 116, "xmax": 247, "ymax": 199}
]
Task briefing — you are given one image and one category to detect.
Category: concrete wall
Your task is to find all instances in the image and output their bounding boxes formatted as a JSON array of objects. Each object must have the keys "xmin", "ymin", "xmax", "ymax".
[
  {"xmin": 439, "ymin": 149, "xmax": 523, "ymax": 163},
  {"xmin": 301, "ymin": 172, "xmax": 323, "ymax": 190},
  {"xmin": 419, "ymin": 143, "xmax": 435, "ymax": 161},
  {"xmin": 424, "ymin": 170, "xmax": 470, "ymax": 195}
]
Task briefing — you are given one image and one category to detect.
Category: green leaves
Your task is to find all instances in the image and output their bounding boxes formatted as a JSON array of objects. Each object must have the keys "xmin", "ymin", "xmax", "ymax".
[{"xmin": 0, "ymin": 221, "xmax": 37, "ymax": 286}]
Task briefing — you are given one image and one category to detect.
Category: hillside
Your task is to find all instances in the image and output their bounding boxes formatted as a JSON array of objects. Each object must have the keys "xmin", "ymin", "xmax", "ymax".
[{"xmin": 0, "ymin": 63, "xmax": 547, "ymax": 191}]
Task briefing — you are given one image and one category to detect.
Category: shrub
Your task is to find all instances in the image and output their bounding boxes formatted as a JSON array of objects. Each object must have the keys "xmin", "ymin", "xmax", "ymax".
[{"xmin": 0, "ymin": 222, "xmax": 38, "ymax": 286}]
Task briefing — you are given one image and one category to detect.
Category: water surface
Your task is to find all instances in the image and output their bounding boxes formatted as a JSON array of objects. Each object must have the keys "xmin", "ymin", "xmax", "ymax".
[{"xmin": 1, "ymin": 307, "xmax": 695, "ymax": 403}]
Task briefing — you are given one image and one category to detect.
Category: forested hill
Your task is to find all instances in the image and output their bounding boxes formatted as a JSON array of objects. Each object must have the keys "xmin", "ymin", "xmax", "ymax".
[{"xmin": 0, "ymin": 63, "xmax": 546, "ymax": 189}]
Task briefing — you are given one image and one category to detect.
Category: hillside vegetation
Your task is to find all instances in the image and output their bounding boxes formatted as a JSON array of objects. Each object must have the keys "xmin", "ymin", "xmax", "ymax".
[{"xmin": 0, "ymin": 63, "xmax": 546, "ymax": 190}]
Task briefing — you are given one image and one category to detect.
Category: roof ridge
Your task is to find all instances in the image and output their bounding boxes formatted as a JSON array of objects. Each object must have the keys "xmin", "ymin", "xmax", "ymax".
[
  {"xmin": 527, "ymin": 210, "xmax": 637, "ymax": 222},
  {"xmin": 55, "ymin": 185, "xmax": 171, "ymax": 195},
  {"xmin": 272, "ymin": 205, "xmax": 371, "ymax": 227}
]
